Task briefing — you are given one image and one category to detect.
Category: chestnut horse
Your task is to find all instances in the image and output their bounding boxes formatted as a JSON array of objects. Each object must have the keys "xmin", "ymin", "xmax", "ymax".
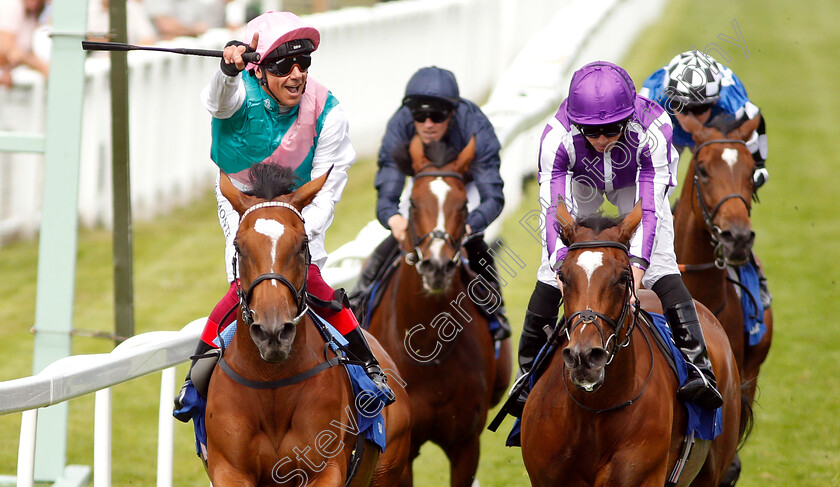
[
  {"xmin": 366, "ymin": 136, "xmax": 512, "ymax": 486},
  {"xmin": 521, "ymin": 203, "xmax": 743, "ymax": 487},
  {"xmin": 672, "ymin": 113, "xmax": 773, "ymax": 410},
  {"xmin": 204, "ymin": 169, "xmax": 411, "ymax": 486}
]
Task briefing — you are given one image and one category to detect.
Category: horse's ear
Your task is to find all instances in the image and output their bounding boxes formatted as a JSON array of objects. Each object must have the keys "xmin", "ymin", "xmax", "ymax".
[
  {"xmin": 618, "ymin": 201, "xmax": 643, "ymax": 243},
  {"xmin": 673, "ymin": 112, "xmax": 703, "ymax": 136},
  {"xmin": 286, "ymin": 165, "xmax": 332, "ymax": 211},
  {"xmin": 555, "ymin": 198, "xmax": 576, "ymax": 244},
  {"xmin": 450, "ymin": 136, "xmax": 476, "ymax": 174},
  {"xmin": 409, "ymin": 135, "xmax": 429, "ymax": 173},
  {"xmin": 220, "ymin": 171, "xmax": 258, "ymax": 215},
  {"xmin": 727, "ymin": 114, "xmax": 761, "ymax": 142}
]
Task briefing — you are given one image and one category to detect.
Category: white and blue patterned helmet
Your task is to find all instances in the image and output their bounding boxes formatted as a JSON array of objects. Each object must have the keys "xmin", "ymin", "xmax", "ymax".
[{"xmin": 665, "ymin": 51, "xmax": 722, "ymax": 107}]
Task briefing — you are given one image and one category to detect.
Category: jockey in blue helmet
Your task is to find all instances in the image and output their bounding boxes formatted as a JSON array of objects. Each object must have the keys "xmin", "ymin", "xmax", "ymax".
[{"xmin": 349, "ymin": 66, "xmax": 511, "ymax": 342}]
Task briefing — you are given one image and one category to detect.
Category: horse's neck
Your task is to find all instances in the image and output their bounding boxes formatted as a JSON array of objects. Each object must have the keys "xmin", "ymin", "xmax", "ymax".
[
  {"xmin": 672, "ymin": 197, "xmax": 730, "ymax": 306},
  {"xmin": 228, "ymin": 316, "xmax": 322, "ymax": 379}
]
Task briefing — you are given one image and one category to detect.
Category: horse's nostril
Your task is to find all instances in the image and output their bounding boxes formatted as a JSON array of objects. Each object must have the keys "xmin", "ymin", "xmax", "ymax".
[
  {"xmin": 588, "ymin": 348, "xmax": 608, "ymax": 368},
  {"xmin": 562, "ymin": 348, "xmax": 578, "ymax": 368},
  {"xmin": 418, "ymin": 260, "xmax": 433, "ymax": 274}
]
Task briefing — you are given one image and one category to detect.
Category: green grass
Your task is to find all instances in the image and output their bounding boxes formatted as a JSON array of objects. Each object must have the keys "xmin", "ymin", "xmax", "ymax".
[{"xmin": 2, "ymin": 0, "xmax": 839, "ymax": 484}]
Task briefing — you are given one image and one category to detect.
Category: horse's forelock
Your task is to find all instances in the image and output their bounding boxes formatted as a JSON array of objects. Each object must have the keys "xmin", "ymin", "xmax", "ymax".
[
  {"xmin": 577, "ymin": 213, "xmax": 622, "ymax": 234},
  {"xmin": 423, "ymin": 141, "xmax": 460, "ymax": 169},
  {"xmin": 246, "ymin": 165, "xmax": 300, "ymax": 200}
]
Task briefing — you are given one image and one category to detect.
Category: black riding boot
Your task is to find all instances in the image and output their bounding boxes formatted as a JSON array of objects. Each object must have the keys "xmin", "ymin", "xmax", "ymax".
[
  {"xmin": 173, "ymin": 340, "xmax": 214, "ymax": 422},
  {"xmin": 665, "ymin": 300, "xmax": 724, "ymax": 410},
  {"xmin": 465, "ymin": 236, "xmax": 511, "ymax": 341},
  {"xmin": 343, "ymin": 326, "xmax": 396, "ymax": 404},
  {"xmin": 348, "ymin": 235, "xmax": 399, "ymax": 313}
]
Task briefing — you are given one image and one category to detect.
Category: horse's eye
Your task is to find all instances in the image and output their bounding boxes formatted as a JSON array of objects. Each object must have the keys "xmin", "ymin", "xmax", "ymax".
[
  {"xmin": 696, "ymin": 164, "xmax": 710, "ymax": 180},
  {"xmin": 556, "ymin": 271, "xmax": 565, "ymax": 283}
]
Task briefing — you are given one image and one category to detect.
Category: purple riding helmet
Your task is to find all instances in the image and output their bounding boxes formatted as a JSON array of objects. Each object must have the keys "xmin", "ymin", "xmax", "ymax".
[{"xmin": 566, "ymin": 61, "xmax": 636, "ymax": 125}]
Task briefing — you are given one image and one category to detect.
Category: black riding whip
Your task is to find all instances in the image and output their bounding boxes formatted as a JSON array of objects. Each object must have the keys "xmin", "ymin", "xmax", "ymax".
[{"xmin": 81, "ymin": 41, "xmax": 261, "ymax": 64}]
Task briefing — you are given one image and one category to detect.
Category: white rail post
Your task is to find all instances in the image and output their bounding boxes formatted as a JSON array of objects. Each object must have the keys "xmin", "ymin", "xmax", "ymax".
[
  {"xmin": 15, "ymin": 409, "xmax": 38, "ymax": 487},
  {"xmin": 93, "ymin": 388, "xmax": 112, "ymax": 487},
  {"xmin": 157, "ymin": 367, "xmax": 176, "ymax": 487}
]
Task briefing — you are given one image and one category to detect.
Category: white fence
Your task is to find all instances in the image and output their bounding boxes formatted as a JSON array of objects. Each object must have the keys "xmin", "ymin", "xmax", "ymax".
[
  {"xmin": 0, "ymin": 0, "xmax": 561, "ymax": 242},
  {"xmin": 0, "ymin": 0, "xmax": 668, "ymax": 484}
]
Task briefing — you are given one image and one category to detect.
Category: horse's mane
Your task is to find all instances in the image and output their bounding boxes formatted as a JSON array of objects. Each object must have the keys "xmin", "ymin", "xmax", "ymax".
[
  {"xmin": 555, "ymin": 211, "xmax": 621, "ymax": 245},
  {"xmin": 391, "ymin": 140, "xmax": 461, "ymax": 176},
  {"xmin": 245, "ymin": 164, "xmax": 300, "ymax": 200}
]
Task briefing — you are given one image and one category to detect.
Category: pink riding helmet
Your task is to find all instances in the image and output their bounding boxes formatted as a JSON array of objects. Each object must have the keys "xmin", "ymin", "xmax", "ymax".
[
  {"xmin": 566, "ymin": 61, "xmax": 636, "ymax": 125},
  {"xmin": 243, "ymin": 11, "xmax": 321, "ymax": 71}
]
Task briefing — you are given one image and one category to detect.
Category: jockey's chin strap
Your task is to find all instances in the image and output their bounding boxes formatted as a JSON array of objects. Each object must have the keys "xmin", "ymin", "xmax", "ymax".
[
  {"xmin": 233, "ymin": 201, "xmax": 310, "ymax": 330},
  {"xmin": 404, "ymin": 169, "xmax": 467, "ymax": 267},
  {"xmin": 563, "ymin": 240, "xmax": 640, "ymax": 366},
  {"xmin": 691, "ymin": 139, "xmax": 752, "ymax": 270}
]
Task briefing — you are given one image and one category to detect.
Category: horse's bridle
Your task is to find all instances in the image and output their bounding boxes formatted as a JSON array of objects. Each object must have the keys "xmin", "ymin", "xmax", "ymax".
[
  {"xmin": 233, "ymin": 201, "xmax": 310, "ymax": 328},
  {"xmin": 405, "ymin": 169, "xmax": 467, "ymax": 267},
  {"xmin": 691, "ymin": 139, "xmax": 752, "ymax": 269},
  {"xmin": 562, "ymin": 240, "xmax": 640, "ymax": 366}
]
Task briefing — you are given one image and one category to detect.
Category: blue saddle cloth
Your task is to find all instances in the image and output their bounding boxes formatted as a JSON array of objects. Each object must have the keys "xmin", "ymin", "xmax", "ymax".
[
  {"xmin": 174, "ymin": 316, "xmax": 388, "ymax": 459},
  {"xmin": 506, "ymin": 311, "xmax": 722, "ymax": 446},
  {"xmin": 363, "ymin": 261, "xmax": 503, "ymax": 359},
  {"xmin": 737, "ymin": 263, "xmax": 766, "ymax": 346}
]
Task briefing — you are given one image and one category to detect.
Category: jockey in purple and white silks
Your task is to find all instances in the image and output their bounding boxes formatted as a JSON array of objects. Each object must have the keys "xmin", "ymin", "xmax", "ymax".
[
  {"xmin": 174, "ymin": 12, "xmax": 394, "ymax": 422},
  {"xmin": 515, "ymin": 61, "xmax": 723, "ymax": 413}
]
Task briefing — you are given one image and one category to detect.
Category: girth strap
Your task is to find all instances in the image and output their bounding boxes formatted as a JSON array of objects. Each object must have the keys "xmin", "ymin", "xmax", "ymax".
[{"xmin": 218, "ymin": 355, "xmax": 342, "ymax": 389}]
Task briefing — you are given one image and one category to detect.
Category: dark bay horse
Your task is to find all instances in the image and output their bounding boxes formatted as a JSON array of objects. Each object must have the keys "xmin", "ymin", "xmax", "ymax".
[
  {"xmin": 366, "ymin": 135, "xmax": 512, "ymax": 486},
  {"xmin": 521, "ymin": 203, "xmax": 743, "ymax": 487},
  {"xmin": 672, "ymin": 113, "xmax": 773, "ymax": 409},
  {"xmin": 205, "ymin": 169, "xmax": 411, "ymax": 486}
]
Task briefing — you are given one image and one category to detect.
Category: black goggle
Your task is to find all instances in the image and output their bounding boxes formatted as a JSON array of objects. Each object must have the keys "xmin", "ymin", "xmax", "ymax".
[
  {"xmin": 411, "ymin": 109, "xmax": 450, "ymax": 124},
  {"xmin": 263, "ymin": 54, "xmax": 311, "ymax": 77},
  {"xmin": 678, "ymin": 103, "xmax": 714, "ymax": 116},
  {"xmin": 576, "ymin": 120, "xmax": 627, "ymax": 138}
]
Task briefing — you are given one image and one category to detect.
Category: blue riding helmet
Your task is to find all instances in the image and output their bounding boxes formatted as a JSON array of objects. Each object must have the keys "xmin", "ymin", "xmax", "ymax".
[{"xmin": 402, "ymin": 66, "xmax": 461, "ymax": 110}]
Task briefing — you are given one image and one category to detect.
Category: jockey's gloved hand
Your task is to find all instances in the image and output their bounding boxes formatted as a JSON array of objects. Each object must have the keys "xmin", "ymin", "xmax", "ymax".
[
  {"xmin": 753, "ymin": 167, "xmax": 769, "ymax": 190},
  {"xmin": 219, "ymin": 40, "xmax": 254, "ymax": 77}
]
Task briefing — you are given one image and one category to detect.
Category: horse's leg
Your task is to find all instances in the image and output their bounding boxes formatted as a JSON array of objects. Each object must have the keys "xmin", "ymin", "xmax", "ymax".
[
  {"xmin": 398, "ymin": 459, "xmax": 414, "ymax": 487},
  {"xmin": 445, "ymin": 437, "xmax": 480, "ymax": 487},
  {"xmin": 208, "ymin": 463, "xmax": 257, "ymax": 486},
  {"xmin": 490, "ymin": 337, "xmax": 512, "ymax": 407}
]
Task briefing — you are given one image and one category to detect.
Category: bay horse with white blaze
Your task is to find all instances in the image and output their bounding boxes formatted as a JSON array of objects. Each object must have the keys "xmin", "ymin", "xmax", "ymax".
[
  {"xmin": 672, "ymin": 113, "xmax": 773, "ymax": 412},
  {"xmin": 204, "ymin": 169, "xmax": 411, "ymax": 486},
  {"xmin": 672, "ymin": 113, "xmax": 773, "ymax": 484},
  {"xmin": 366, "ymin": 135, "xmax": 512, "ymax": 486},
  {"xmin": 521, "ymin": 203, "xmax": 744, "ymax": 486}
]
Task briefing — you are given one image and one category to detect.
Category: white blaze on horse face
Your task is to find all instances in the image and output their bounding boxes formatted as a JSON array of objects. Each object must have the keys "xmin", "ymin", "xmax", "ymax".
[
  {"xmin": 722, "ymin": 148, "xmax": 739, "ymax": 169},
  {"xmin": 253, "ymin": 218, "xmax": 285, "ymax": 281},
  {"xmin": 428, "ymin": 178, "xmax": 451, "ymax": 258},
  {"xmin": 576, "ymin": 251, "xmax": 604, "ymax": 285}
]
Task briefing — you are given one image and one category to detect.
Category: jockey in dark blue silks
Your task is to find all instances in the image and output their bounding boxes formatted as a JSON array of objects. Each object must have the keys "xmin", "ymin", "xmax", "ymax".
[
  {"xmin": 640, "ymin": 50, "xmax": 769, "ymax": 192},
  {"xmin": 173, "ymin": 11, "xmax": 394, "ymax": 422},
  {"xmin": 349, "ymin": 66, "xmax": 511, "ymax": 341}
]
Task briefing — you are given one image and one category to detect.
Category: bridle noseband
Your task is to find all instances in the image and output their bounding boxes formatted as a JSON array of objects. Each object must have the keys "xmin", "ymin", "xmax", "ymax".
[
  {"xmin": 563, "ymin": 240, "xmax": 640, "ymax": 366},
  {"xmin": 691, "ymin": 139, "xmax": 752, "ymax": 269},
  {"xmin": 405, "ymin": 169, "xmax": 466, "ymax": 267},
  {"xmin": 234, "ymin": 201, "xmax": 310, "ymax": 327}
]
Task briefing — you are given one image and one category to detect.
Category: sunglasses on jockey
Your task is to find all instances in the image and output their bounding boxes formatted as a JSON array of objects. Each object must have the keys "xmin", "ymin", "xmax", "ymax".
[
  {"xmin": 262, "ymin": 53, "xmax": 312, "ymax": 77},
  {"xmin": 411, "ymin": 108, "xmax": 451, "ymax": 124},
  {"xmin": 575, "ymin": 119, "xmax": 628, "ymax": 138},
  {"xmin": 677, "ymin": 102, "xmax": 714, "ymax": 116}
]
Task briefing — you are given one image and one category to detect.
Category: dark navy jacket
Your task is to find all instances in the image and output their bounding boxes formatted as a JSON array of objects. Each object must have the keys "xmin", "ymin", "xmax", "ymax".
[{"xmin": 374, "ymin": 99, "xmax": 504, "ymax": 234}]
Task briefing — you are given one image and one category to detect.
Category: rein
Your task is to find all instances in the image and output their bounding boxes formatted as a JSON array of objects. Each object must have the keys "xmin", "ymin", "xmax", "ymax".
[
  {"xmin": 689, "ymin": 139, "xmax": 752, "ymax": 270},
  {"xmin": 561, "ymin": 239, "xmax": 652, "ymax": 413}
]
